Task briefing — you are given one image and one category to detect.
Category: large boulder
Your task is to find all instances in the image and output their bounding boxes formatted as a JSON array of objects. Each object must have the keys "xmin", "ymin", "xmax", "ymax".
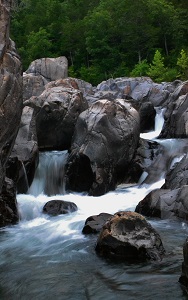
[
  {"xmin": 24, "ymin": 78, "xmax": 88, "ymax": 150},
  {"xmin": 159, "ymin": 81, "xmax": 188, "ymax": 138},
  {"xmin": 6, "ymin": 106, "xmax": 39, "ymax": 193},
  {"xmin": 135, "ymin": 186, "xmax": 188, "ymax": 220},
  {"xmin": 95, "ymin": 211, "xmax": 165, "ymax": 261},
  {"xmin": 0, "ymin": 1, "xmax": 23, "ymax": 226},
  {"xmin": 25, "ymin": 56, "xmax": 68, "ymax": 81},
  {"xmin": 65, "ymin": 99, "xmax": 140, "ymax": 196}
]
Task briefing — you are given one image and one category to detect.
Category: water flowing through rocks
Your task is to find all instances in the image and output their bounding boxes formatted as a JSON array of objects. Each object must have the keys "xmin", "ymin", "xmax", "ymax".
[{"xmin": 0, "ymin": 108, "xmax": 188, "ymax": 299}]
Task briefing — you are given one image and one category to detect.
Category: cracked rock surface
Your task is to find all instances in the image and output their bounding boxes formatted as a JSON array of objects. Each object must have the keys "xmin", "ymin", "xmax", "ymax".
[
  {"xmin": 24, "ymin": 78, "xmax": 88, "ymax": 150},
  {"xmin": 65, "ymin": 99, "xmax": 140, "ymax": 196},
  {"xmin": 0, "ymin": 0, "xmax": 23, "ymax": 226}
]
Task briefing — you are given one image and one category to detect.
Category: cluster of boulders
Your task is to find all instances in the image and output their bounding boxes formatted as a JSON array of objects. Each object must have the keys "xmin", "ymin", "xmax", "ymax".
[{"xmin": 1, "ymin": 0, "xmax": 188, "ymax": 289}]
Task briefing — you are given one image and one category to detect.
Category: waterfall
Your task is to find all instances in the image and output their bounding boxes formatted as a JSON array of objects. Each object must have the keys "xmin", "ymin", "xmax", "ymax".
[
  {"xmin": 28, "ymin": 150, "xmax": 68, "ymax": 197},
  {"xmin": 140, "ymin": 106, "xmax": 166, "ymax": 140}
]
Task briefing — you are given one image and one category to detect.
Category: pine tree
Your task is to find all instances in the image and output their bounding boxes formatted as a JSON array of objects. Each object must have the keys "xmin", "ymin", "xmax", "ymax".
[{"xmin": 147, "ymin": 50, "xmax": 166, "ymax": 82}]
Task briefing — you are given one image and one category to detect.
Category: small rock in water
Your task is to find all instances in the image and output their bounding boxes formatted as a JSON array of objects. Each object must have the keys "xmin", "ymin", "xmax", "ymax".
[
  {"xmin": 42, "ymin": 200, "xmax": 77, "ymax": 216},
  {"xmin": 95, "ymin": 211, "xmax": 165, "ymax": 262},
  {"xmin": 82, "ymin": 213, "xmax": 113, "ymax": 234}
]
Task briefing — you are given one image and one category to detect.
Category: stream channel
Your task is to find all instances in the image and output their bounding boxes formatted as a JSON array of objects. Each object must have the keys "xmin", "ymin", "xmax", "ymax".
[{"xmin": 0, "ymin": 109, "xmax": 188, "ymax": 299}]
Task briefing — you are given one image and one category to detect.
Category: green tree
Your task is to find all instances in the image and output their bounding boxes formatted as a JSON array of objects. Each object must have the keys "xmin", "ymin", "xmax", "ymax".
[
  {"xmin": 177, "ymin": 49, "xmax": 188, "ymax": 80},
  {"xmin": 130, "ymin": 60, "xmax": 150, "ymax": 77},
  {"xmin": 147, "ymin": 50, "xmax": 167, "ymax": 82}
]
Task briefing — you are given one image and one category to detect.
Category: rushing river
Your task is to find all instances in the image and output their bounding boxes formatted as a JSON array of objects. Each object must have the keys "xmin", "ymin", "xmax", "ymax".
[{"xmin": 0, "ymin": 109, "xmax": 188, "ymax": 299}]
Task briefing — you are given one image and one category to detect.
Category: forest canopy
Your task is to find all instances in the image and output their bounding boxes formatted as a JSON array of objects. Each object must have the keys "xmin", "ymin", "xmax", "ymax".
[{"xmin": 11, "ymin": 0, "xmax": 188, "ymax": 85}]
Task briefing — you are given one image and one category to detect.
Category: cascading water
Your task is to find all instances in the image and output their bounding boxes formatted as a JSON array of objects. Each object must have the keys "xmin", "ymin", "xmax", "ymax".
[{"xmin": 0, "ymin": 108, "xmax": 188, "ymax": 299}]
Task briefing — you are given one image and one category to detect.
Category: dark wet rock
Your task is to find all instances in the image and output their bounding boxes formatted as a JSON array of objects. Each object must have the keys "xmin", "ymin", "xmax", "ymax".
[
  {"xmin": 25, "ymin": 56, "xmax": 68, "ymax": 81},
  {"xmin": 95, "ymin": 211, "xmax": 165, "ymax": 261},
  {"xmin": 135, "ymin": 188, "xmax": 176, "ymax": 218},
  {"xmin": 65, "ymin": 99, "xmax": 140, "ymax": 196},
  {"xmin": 159, "ymin": 81, "xmax": 188, "ymax": 138},
  {"xmin": 0, "ymin": 177, "xmax": 19, "ymax": 227},
  {"xmin": 82, "ymin": 213, "xmax": 113, "ymax": 234},
  {"xmin": 6, "ymin": 106, "xmax": 39, "ymax": 193},
  {"xmin": 24, "ymin": 78, "xmax": 88, "ymax": 150},
  {"xmin": 139, "ymin": 102, "xmax": 156, "ymax": 132},
  {"xmin": 179, "ymin": 238, "xmax": 188, "ymax": 291},
  {"xmin": 43, "ymin": 199, "xmax": 77, "ymax": 216}
]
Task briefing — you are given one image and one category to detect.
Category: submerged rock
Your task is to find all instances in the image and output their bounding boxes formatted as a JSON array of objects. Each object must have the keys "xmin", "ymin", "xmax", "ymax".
[
  {"xmin": 95, "ymin": 211, "xmax": 165, "ymax": 261},
  {"xmin": 43, "ymin": 199, "xmax": 77, "ymax": 216}
]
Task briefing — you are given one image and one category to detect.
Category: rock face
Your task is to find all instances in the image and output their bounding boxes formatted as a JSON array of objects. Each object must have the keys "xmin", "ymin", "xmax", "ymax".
[
  {"xmin": 0, "ymin": 1, "xmax": 23, "ymax": 226},
  {"xmin": 24, "ymin": 78, "xmax": 88, "ymax": 150},
  {"xmin": 159, "ymin": 81, "xmax": 188, "ymax": 138},
  {"xmin": 43, "ymin": 199, "xmax": 77, "ymax": 216},
  {"xmin": 23, "ymin": 73, "xmax": 48, "ymax": 101},
  {"xmin": 95, "ymin": 211, "xmax": 165, "ymax": 261},
  {"xmin": 25, "ymin": 56, "xmax": 68, "ymax": 82},
  {"xmin": 65, "ymin": 99, "xmax": 140, "ymax": 196},
  {"xmin": 6, "ymin": 106, "xmax": 39, "ymax": 194},
  {"xmin": 164, "ymin": 153, "xmax": 188, "ymax": 190}
]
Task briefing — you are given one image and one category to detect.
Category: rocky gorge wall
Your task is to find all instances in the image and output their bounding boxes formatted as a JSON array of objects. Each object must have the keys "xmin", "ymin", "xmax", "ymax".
[{"xmin": 0, "ymin": 0, "xmax": 23, "ymax": 226}]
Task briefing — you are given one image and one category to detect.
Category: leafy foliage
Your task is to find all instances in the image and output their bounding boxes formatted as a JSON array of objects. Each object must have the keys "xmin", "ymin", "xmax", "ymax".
[{"xmin": 10, "ymin": 0, "xmax": 188, "ymax": 84}]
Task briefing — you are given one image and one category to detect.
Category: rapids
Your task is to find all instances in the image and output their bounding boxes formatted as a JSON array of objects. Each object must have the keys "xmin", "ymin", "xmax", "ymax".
[{"xmin": 0, "ymin": 107, "xmax": 188, "ymax": 299}]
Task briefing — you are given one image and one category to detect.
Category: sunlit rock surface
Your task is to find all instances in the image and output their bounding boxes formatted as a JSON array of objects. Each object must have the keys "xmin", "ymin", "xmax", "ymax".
[{"xmin": 95, "ymin": 211, "xmax": 165, "ymax": 261}]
